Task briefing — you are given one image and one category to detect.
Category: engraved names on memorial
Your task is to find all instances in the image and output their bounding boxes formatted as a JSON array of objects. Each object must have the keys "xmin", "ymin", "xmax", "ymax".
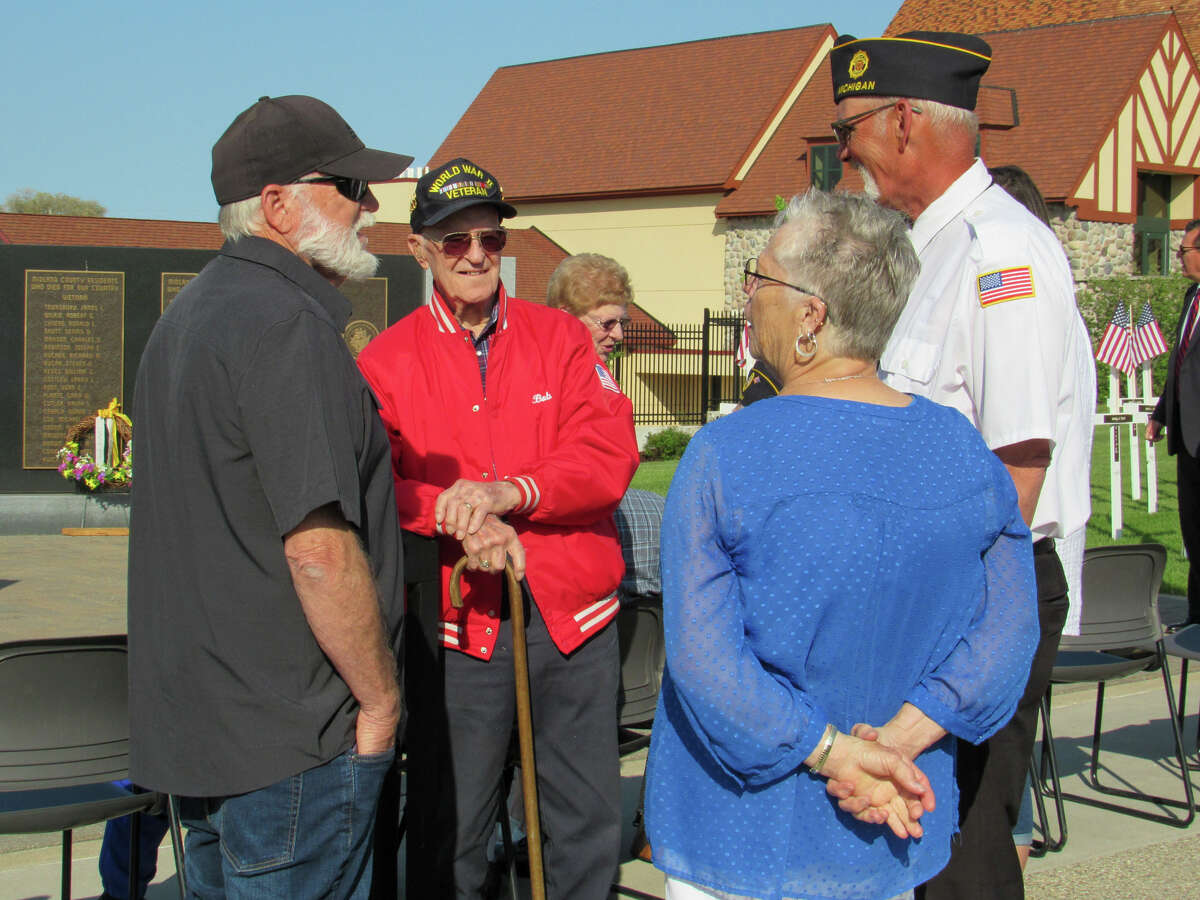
[{"xmin": 23, "ymin": 270, "xmax": 125, "ymax": 468}]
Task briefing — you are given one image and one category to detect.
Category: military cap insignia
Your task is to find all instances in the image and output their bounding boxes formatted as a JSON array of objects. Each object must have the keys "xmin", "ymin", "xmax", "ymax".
[{"xmin": 848, "ymin": 51, "xmax": 869, "ymax": 79}]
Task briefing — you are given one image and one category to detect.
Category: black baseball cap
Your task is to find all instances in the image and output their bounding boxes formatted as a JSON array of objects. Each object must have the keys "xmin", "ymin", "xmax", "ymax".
[
  {"xmin": 211, "ymin": 95, "xmax": 414, "ymax": 205},
  {"xmin": 831, "ymin": 32, "xmax": 992, "ymax": 110},
  {"xmin": 410, "ymin": 158, "xmax": 517, "ymax": 232}
]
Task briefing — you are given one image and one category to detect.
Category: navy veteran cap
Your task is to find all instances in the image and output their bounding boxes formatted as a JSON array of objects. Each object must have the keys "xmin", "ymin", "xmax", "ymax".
[
  {"xmin": 212, "ymin": 95, "xmax": 413, "ymax": 205},
  {"xmin": 410, "ymin": 158, "xmax": 517, "ymax": 232},
  {"xmin": 831, "ymin": 32, "xmax": 992, "ymax": 110}
]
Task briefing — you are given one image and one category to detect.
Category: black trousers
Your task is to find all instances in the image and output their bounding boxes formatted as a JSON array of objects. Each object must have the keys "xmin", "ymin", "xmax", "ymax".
[
  {"xmin": 1179, "ymin": 445, "xmax": 1200, "ymax": 620},
  {"xmin": 438, "ymin": 599, "xmax": 621, "ymax": 900},
  {"xmin": 917, "ymin": 539, "xmax": 1068, "ymax": 900}
]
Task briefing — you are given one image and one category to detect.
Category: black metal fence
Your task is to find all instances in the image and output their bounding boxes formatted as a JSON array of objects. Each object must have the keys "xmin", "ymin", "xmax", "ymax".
[{"xmin": 609, "ymin": 309, "xmax": 745, "ymax": 425}]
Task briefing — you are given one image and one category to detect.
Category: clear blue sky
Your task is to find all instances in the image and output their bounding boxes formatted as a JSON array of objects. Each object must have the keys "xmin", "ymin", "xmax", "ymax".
[{"xmin": 4, "ymin": 0, "xmax": 900, "ymax": 223}]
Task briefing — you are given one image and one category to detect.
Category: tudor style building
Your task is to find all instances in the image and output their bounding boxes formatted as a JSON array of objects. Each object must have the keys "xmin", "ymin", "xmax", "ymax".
[{"xmin": 402, "ymin": 6, "xmax": 1200, "ymax": 325}]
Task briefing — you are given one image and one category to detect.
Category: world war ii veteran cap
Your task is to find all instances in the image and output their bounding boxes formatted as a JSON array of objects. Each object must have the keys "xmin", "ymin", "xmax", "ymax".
[
  {"xmin": 211, "ymin": 95, "xmax": 414, "ymax": 205},
  {"xmin": 830, "ymin": 32, "xmax": 992, "ymax": 111},
  {"xmin": 410, "ymin": 158, "xmax": 517, "ymax": 232}
]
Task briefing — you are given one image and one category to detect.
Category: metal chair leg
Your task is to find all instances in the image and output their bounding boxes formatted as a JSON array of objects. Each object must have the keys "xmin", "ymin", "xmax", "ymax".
[
  {"xmin": 1031, "ymin": 691, "xmax": 1067, "ymax": 853},
  {"xmin": 168, "ymin": 794, "xmax": 187, "ymax": 899},
  {"xmin": 1063, "ymin": 646, "xmax": 1196, "ymax": 826},
  {"xmin": 129, "ymin": 811, "xmax": 143, "ymax": 900},
  {"xmin": 61, "ymin": 828, "xmax": 72, "ymax": 899}
]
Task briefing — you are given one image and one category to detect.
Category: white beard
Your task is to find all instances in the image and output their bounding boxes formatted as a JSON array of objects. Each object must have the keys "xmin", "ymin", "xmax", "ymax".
[
  {"xmin": 294, "ymin": 195, "xmax": 379, "ymax": 281},
  {"xmin": 856, "ymin": 164, "xmax": 881, "ymax": 201}
]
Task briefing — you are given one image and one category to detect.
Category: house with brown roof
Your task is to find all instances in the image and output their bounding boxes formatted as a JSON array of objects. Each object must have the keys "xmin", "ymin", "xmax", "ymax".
[
  {"xmin": 377, "ymin": 26, "xmax": 839, "ymax": 323},
  {"xmin": 407, "ymin": 8, "xmax": 1200, "ymax": 321}
]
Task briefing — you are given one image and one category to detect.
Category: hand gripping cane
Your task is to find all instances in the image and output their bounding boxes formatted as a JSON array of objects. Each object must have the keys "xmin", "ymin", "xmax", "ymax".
[{"xmin": 449, "ymin": 556, "xmax": 546, "ymax": 900}]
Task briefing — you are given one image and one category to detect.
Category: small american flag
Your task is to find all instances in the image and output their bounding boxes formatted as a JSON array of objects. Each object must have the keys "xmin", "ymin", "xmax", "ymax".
[
  {"xmin": 977, "ymin": 266, "xmax": 1036, "ymax": 307},
  {"xmin": 1096, "ymin": 302, "xmax": 1135, "ymax": 374},
  {"xmin": 595, "ymin": 363, "xmax": 620, "ymax": 393},
  {"xmin": 1131, "ymin": 301, "xmax": 1169, "ymax": 364}
]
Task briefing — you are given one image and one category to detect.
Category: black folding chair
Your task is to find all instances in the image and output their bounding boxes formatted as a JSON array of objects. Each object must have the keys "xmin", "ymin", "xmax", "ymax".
[
  {"xmin": 0, "ymin": 635, "xmax": 185, "ymax": 898},
  {"xmin": 1035, "ymin": 544, "xmax": 1195, "ymax": 829}
]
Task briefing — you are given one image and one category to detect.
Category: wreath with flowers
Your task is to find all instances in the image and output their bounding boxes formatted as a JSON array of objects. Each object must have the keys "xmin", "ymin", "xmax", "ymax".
[{"xmin": 56, "ymin": 399, "xmax": 133, "ymax": 491}]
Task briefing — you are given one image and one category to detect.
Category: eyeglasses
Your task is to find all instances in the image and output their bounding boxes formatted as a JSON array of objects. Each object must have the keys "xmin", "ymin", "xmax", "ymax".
[
  {"xmin": 294, "ymin": 175, "xmax": 371, "ymax": 203},
  {"xmin": 1177, "ymin": 246, "xmax": 1200, "ymax": 259},
  {"xmin": 830, "ymin": 101, "xmax": 921, "ymax": 147},
  {"xmin": 427, "ymin": 228, "xmax": 508, "ymax": 256},
  {"xmin": 586, "ymin": 314, "xmax": 631, "ymax": 333},
  {"xmin": 743, "ymin": 258, "xmax": 830, "ymax": 322}
]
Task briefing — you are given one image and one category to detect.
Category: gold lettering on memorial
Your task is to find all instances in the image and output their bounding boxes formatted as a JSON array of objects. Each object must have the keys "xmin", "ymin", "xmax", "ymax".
[
  {"xmin": 161, "ymin": 272, "xmax": 197, "ymax": 311},
  {"xmin": 23, "ymin": 270, "xmax": 125, "ymax": 468}
]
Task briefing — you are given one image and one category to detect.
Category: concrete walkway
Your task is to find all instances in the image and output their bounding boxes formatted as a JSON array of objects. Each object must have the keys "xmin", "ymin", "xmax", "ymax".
[{"xmin": 4, "ymin": 534, "xmax": 1200, "ymax": 898}]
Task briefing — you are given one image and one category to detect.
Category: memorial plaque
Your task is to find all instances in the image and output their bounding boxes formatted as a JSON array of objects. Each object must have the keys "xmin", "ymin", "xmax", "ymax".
[
  {"xmin": 161, "ymin": 272, "xmax": 197, "ymax": 311},
  {"xmin": 339, "ymin": 277, "xmax": 388, "ymax": 359},
  {"xmin": 23, "ymin": 270, "xmax": 125, "ymax": 468}
]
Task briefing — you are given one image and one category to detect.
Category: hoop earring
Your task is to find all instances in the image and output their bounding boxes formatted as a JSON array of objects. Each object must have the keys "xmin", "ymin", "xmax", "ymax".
[{"xmin": 796, "ymin": 332, "xmax": 817, "ymax": 361}]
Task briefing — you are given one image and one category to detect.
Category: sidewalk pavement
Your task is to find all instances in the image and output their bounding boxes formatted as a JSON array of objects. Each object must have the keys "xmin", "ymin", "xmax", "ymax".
[{"xmin": 5, "ymin": 534, "xmax": 1200, "ymax": 898}]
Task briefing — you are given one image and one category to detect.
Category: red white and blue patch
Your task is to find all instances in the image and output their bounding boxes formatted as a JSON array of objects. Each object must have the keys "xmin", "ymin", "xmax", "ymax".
[
  {"xmin": 977, "ymin": 266, "xmax": 1035, "ymax": 307},
  {"xmin": 595, "ymin": 363, "xmax": 620, "ymax": 393}
]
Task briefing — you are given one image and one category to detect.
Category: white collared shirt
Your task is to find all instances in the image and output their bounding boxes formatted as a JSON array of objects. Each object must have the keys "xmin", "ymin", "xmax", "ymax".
[{"xmin": 881, "ymin": 158, "xmax": 1096, "ymax": 540}]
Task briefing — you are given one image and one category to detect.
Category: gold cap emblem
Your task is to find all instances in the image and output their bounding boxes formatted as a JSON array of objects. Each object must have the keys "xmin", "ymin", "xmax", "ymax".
[{"xmin": 848, "ymin": 50, "xmax": 869, "ymax": 79}]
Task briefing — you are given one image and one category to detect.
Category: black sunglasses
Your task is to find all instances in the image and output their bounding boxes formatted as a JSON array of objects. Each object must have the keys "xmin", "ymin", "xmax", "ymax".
[
  {"xmin": 428, "ymin": 228, "xmax": 508, "ymax": 256},
  {"xmin": 295, "ymin": 175, "xmax": 371, "ymax": 203}
]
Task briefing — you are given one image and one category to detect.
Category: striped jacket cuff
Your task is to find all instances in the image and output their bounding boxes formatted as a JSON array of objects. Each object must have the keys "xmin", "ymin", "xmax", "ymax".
[{"xmin": 504, "ymin": 475, "xmax": 541, "ymax": 514}]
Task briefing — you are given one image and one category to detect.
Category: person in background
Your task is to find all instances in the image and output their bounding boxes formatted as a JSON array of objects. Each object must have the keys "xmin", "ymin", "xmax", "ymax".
[
  {"xmin": 645, "ymin": 189, "xmax": 1039, "ymax": 900},
  {"xmin": 832, "ymin": 32, "xmax": 1095, "ymax": 897},
  {"xmin": 547, "ymin": 252, "xmax": 632, "ymax": 364},
  {"xmin": 1149, "ymin": 217, "xmax": 1200, "ymax": 632}
]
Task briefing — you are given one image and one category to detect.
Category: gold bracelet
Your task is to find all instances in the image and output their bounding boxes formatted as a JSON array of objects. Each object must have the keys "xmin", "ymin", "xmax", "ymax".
[{"xmin": 813, "ymin": 724, "xmax": 838, "ymax": 775}]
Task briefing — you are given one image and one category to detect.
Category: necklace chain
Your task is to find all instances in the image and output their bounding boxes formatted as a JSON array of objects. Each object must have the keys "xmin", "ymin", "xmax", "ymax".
[{"xmin": 791, "ymin": 371, "xmax": 876, "ymax": 387}]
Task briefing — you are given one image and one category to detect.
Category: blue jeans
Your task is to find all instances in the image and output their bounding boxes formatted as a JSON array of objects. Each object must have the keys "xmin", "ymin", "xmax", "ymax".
[
  {"xmin": 99, "ymin": 781, "xmax": 170, "ymax": 899},
  {"xmin": 178, "ymin": 746, "xmax": 394, "ymax": 900}
]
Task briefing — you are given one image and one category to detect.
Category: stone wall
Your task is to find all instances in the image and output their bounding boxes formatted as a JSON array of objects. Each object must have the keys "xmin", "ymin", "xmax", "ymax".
[
  {"xmin": 722, "ymin": 215, "xmax": 775, "ymax": 311},
  {"xmin": 1047, "ymin": 204, "xmax": 1136, "ymax": 284}
]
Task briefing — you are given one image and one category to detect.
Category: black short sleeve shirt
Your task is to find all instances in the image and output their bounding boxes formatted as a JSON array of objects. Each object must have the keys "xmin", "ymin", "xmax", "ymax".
[{"xmin": 128, "ymin": 236, "xmax": 403, "ymax": 796}]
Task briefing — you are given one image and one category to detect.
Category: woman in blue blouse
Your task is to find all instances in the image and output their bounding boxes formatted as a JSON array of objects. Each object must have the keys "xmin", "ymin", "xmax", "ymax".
[{"xmin": 644, "ymin": 191, "xmax": 1040, "ymax": 900}]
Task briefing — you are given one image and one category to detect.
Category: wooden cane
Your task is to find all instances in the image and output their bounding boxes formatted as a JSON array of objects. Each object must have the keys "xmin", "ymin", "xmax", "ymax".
[{"xmin": 449, "ymin": 556, "xmax": 546, "ymax": 900}]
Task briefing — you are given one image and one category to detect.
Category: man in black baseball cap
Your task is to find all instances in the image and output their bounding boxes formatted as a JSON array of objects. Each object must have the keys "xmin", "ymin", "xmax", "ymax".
[
  {"xmin": 127, "ymin": 96, "xmax": 410, "ymax": 898},
  {"xmin": 830, "ymin": 33, "xmax": 1094, "ymax": 900},
  {"xmin": 358, "ymin": 155, "xmax": 638, "ymax": 897}
]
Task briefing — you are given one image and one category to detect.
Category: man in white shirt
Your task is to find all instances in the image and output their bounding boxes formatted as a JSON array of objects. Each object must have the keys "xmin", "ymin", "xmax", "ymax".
[{"xmin": 830, "ymin": 31, "xmax": 1095, "ymax": 898}]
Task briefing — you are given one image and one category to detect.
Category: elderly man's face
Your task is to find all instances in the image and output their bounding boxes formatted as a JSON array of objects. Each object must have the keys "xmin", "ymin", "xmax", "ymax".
[
  {"xmin": 1181, "ymin": 227, "xmax": 1200, "ymax": 282},
  {"xmin": 292, "ymin": 178, "xmax": 380, "ymax": 282},
  {"xmin": 417, "ymin": 206, "xmax": 502, "ymax": 307},
  {"xmin": 835, "ymin": 97, "xmax": 900, "ymax": 209}
]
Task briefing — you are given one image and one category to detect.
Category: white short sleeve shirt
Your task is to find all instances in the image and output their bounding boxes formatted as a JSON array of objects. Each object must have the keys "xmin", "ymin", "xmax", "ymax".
[{"xmin": 880, "ymin": 158, "xmax": 1095, "ymax": 540}]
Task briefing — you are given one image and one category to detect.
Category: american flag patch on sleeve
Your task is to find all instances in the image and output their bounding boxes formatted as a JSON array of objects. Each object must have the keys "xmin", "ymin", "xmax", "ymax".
[
  {"xmin": 595, "ymin": 363, "xmax": 620, "ymax": 393},
  {"xmin": 977, "ymin": 266, "xmax": 1035, "ymax": 307}
]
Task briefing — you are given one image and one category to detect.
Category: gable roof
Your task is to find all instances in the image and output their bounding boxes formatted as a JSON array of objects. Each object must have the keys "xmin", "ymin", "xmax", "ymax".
[
  {"xmin": 429, "ymin": 26, "xmax": 835, "ymax": 202},
  {"xmin": 718, "ymin": 14, "xmax": 1176, "ymax": 215},
  {"xmin": 978, "ymin": 14, "xmax": 1176, "ymax": 200},
  {"xmin": 886, "ymin": 0, "xmax": 1200, "ymax": 56}
]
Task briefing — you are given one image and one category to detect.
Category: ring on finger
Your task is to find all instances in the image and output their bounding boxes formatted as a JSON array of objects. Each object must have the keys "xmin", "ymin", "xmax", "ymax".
[
  {"xmin": 463, "ymin": 502, "xmax": 473, "ymax": 511},
  {"xmin": 480, "ymin": 559, "xmax": 490, "ymax": 569}
]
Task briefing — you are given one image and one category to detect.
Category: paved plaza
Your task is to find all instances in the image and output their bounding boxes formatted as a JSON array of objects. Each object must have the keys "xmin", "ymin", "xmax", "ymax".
[{"xmin": 5, "ymin": 534, "xmax": 1200, "ymax": 898}]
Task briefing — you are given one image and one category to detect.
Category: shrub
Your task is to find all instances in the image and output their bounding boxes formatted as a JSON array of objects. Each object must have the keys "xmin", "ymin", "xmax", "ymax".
[{"xmin": 642, "ymin": 427, "xmax": 692, "ymax": 461}]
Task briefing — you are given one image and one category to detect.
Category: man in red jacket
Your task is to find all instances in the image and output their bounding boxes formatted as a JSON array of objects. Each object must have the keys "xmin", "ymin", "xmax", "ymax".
[{"xmin": 358, "ymin": 157, "xmax": 638, "ymax": 899}]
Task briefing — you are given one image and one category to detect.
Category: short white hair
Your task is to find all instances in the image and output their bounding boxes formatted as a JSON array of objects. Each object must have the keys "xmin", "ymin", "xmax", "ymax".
[
  {"xmin": 217, "ymin": 184, "xmax": 307, "ymax": 240},
  {"xmin": 869, "ymin": 96, "xmax": 979, "ymax": 147}
]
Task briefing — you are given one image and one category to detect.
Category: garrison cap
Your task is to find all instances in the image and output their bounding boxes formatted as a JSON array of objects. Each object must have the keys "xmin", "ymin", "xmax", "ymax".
[{"xmin": 830, "ymin": 32, "xmax": 992, "ymax": 111}]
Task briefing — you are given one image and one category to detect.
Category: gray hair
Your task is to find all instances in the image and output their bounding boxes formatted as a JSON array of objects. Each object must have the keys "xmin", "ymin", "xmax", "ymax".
[
  {"xmin": 217, "ymin": 184, "xmax": 308, "ymax": 240},
  {"xmin": 869, "ymin": 96, "xmax": 979, "ymax": 148},
  {"xmin": 772, "ymin": 189, "xmax": 919, "ymax": 360}
]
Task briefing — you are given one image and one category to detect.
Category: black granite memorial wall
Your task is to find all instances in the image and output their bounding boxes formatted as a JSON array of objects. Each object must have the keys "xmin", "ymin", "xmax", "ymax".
[{"xmin": 0, "ymin": 244, "xmax": 423, "ymax": 493}]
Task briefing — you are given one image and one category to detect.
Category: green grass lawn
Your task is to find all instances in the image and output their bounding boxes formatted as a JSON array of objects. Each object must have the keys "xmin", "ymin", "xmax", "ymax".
[{"xmin": 631, "ymin": 427, "xmax": 1187, "ymax": 595}]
